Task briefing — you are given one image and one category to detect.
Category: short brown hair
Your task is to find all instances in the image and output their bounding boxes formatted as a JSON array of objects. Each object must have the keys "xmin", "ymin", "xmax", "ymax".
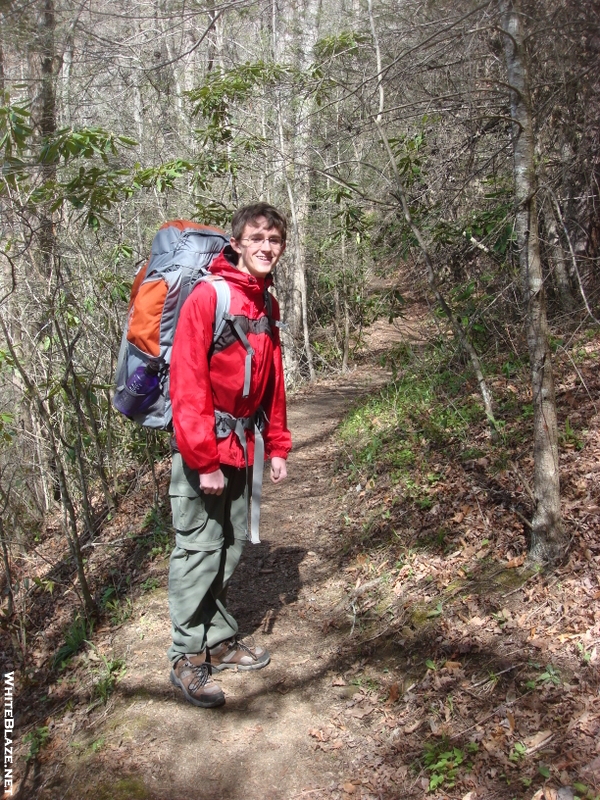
[{"xmin": 231, "ymin": 203, "xmax": 287, "ymax": 243}]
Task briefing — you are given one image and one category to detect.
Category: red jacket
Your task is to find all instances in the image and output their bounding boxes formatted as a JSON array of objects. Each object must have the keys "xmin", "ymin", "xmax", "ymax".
[{"xmin": 169, "ymin": 249, "xmax": 292, "ymax": 473}]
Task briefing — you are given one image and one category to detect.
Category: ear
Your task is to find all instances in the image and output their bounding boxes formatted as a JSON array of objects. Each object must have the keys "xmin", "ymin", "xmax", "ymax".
[
  {"xmin": 230, "ymin": 236, "xmax": 242, "ymax": 255},
  {"xmin": 276, "ymin": 241, "xmax": 286, "ymax": 261}
]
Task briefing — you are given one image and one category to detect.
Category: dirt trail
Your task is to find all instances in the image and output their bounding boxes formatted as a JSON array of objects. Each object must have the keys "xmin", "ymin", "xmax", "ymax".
[{"xmin": 39, "ymin": 366, "xmax": 388, "ymax": 800}]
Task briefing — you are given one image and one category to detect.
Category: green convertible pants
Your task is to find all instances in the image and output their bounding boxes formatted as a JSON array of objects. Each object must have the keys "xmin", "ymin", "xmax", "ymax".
[{"xmin": 167, "ymin": 453, "xmax": 249, "ymax": 663}]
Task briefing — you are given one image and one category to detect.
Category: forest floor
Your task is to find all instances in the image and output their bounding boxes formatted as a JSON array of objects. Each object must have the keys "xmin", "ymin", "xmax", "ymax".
[{"xmin": 3, "ymin": 305, "xmax": 600, "ymax": 800}]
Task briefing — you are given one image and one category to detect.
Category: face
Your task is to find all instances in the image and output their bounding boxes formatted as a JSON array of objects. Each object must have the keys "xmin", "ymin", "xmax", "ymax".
[{"xmin": 230, "ymin": 216, "xmax": 286, "ymax": 279}]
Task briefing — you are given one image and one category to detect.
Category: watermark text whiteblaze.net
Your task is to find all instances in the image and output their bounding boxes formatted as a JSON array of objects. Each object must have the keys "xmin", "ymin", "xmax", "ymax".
[{"xmin": 4, "ymin": 672, "xmax": 14, "ymax": 797}]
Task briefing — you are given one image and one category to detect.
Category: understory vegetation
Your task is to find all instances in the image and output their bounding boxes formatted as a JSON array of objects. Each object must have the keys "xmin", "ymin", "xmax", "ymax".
[
  {"xmin": 315, "ymin": 329, "xmax": 600, "ymax": 798},
  {"xmin": 337, "ymin": 324, "xmax": 597, "ymax": 553}
]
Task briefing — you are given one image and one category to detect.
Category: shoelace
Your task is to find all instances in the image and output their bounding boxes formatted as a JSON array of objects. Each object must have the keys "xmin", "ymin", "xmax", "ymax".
[
  {"xmin": 229, "ymin": 637, "xmax": 258, "ymax": 660},
  {"xmin": 182, "ymin": 658, "xmax": 211, "ymax": 692}
]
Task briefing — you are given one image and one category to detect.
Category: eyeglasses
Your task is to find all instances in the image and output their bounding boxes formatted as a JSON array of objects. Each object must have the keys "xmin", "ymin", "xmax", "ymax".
[{"xmin": 239, "ymin": 235, "xmax": 284, "ymax": 249}]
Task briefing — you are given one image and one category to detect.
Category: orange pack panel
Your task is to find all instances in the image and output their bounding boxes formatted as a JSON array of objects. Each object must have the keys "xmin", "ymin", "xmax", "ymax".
[
  {"xmin": 159, "ymin": 219, "xmax": 226, "ymax": 235},
  {"xmin": 127, "ymin": 278, "xmax": 168, "ymax": 357},
  {"xmin": 128, "ymin": 262, "xmax": 149, "ymax": 311}
]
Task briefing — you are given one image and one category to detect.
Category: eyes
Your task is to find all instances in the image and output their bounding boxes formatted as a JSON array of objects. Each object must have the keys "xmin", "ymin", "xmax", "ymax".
[{"xmin": 241, "ymin": 236, "xmax": 284, "ymax": 249}]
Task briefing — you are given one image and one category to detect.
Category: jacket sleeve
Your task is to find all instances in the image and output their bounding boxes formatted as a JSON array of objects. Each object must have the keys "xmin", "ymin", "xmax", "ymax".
[
  {"xmin": 169, "ymin": 285, "xmax": 220, "ymax": 473},
  {"xmin": 262, "ymin": 296, "xmax": 292, "ymax": 460}
]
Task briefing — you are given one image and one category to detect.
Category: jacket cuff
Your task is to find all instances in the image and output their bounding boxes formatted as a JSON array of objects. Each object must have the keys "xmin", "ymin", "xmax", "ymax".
[
  {"xmin": 267, "ymin": 449, "xmax": 289, "ymax": 460},
  {"xmin": 195, "ymin": 459, "xmax": 221, "ymax": 475}
]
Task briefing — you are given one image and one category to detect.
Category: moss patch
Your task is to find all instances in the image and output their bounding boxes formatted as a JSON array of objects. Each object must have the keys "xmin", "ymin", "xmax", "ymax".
[{"xmin": 96, "ymin": 777, "xmax": 151, "ymax": 800}]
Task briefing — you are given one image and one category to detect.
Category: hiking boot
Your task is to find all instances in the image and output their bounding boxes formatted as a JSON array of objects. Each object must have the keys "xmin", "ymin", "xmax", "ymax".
[
  {"xmin": 208, "ymin": 636, "xmax": 270, "ymax": 671},
  {"xmin": 170, "ymin": 654, "xmax": 225, "ymax": 708}
]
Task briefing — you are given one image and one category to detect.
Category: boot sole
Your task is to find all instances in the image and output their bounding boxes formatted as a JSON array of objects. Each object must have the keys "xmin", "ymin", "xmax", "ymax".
[
  {"xmin": 211, "ymin": 654, "xmax": 271, "ymax": 672},
  {"xmin": 170, "ymin": 670, "xmax": 225, "ymax": 708}
]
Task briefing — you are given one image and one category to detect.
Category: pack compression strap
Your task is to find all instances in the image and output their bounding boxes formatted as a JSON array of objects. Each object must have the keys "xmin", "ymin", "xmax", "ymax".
[{"xmin": 214, "ymin": 409, "xmax": 266, "ymax": 544}]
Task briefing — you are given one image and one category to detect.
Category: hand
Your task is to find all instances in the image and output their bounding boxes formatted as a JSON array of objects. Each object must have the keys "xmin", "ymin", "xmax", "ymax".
[
  {"xmin": 270, "ymin": 457, "xmax": 287, "ymax": 484},
  {"xmin": 200, "ymin": 468, "xmax": 225, "ymax": 495}
]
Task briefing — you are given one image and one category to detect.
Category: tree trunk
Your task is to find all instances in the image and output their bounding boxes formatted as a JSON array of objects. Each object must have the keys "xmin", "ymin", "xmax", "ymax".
[
  {"xmin": 0, "ymin": 516, "xmax": 14, "ymax": 619},
  {"xmin": 340, "ymin": 231, "xmax": 350, "ymax": 373},
  {"xmin": 36, "ymin": 0, "xmax": 58, "ymax": 278},
  {"xmin": 499, "ymin": 0, "xmax": 567, "ymax": 564},
  {"xmin": 542, "ymin": 198, "xmax": 576, "ymax": 313},
  {"xmin": 272, "ymin": 0, "xmax": 318, "ymax": 383}
]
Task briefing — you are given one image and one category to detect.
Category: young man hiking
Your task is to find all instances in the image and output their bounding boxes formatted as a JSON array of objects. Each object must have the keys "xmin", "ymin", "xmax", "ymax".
[{"xmin": 167, "ymin": 203, "xmax": 292, "ymax": 708}]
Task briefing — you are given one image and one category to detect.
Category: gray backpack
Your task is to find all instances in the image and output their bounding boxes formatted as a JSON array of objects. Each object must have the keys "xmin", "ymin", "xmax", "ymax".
[{"xmin": 113, "ymin": 221, "xmax": 230, "ymax": 429}]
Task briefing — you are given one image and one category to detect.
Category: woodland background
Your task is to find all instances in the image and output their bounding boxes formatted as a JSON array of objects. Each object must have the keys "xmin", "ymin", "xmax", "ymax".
[{"xmin": 0, "ymin": 0, "xmax": 599, "ymax": 642}]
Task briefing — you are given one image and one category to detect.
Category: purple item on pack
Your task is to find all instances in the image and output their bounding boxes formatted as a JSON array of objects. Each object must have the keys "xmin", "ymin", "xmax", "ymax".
[{"xmin": 113, "ymin": 363, "xmax": 160, "ymax": 417}]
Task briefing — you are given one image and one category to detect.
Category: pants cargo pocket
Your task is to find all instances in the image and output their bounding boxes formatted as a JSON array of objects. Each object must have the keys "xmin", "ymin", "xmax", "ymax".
[{"xmin": 171, "ymin": 494, "xmax": 224, "ymax": 552}]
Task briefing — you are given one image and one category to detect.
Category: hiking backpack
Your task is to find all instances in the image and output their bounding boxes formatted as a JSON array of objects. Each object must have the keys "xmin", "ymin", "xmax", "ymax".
[{"xmin": 113, "ymin": 220, "xmax": 230, "ymax": 429}]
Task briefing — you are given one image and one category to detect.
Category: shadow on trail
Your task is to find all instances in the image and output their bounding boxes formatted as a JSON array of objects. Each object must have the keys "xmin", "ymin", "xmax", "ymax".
[
  {"xmin": 26, "ymin": 625, "xmax": 571, "ymax": 800},
  {"xmin": 228, "ymin": 544, "xmax": 306, "ymax": 637}
]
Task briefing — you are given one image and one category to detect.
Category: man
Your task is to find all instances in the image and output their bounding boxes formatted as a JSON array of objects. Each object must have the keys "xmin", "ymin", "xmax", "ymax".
[{"xmin": 167, "ymin": 203, "xmax": 292, "ymax": 708}]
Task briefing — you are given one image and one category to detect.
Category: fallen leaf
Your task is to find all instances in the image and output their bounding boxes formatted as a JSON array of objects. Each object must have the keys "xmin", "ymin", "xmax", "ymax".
[
  {"xmin": 581, "ymin": 755, "xmax": 600, "ymax": 779},
  {"xmin": 346, "ymin": 706, "xmax": 374, "ymax": 719},
  {"xmin": 483, "ymin": 739, "xmax": 504, "ymax": 756},
  {"xmin": 524, "ymin": 730, "xmax": 553, "ymax": 753},
  {"xmin": 386, "ymin": 683, "xmax": 400, "ymax": 704},
  {"xmin": 404, "ymin": 719, "xmax": 423, "ymax": 734},
  {"xmin": 444, "ymin": 660, "xmax": 462, "ymax": 670},
  {"xmin": 529, "ymin": 637, "xmax": 547, "ymax": 650},
  {"xmin": 556, "ymin": 788, "xmax": 575, "ymax": 800},
  {"xmin": 342, "ymin": 783, "xmax": 356, "ymax": 794},
  {"xmin": 429, "ymin": 718, "xmax": 442, "ymax": 735},
  {"xmin": 469, "ymin": 615, "xmax": 485, "ymax": 627},
  {"xmin": 557, "ymin": 634, "xmax": 580, "ymax": 643}
]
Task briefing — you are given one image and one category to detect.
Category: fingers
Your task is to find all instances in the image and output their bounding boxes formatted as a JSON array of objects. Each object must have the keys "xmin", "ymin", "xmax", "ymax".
[
  {"xmin": 270, "ymin": 461, "xmax": 287, "ymax": 483},
  {"xmin": 199, "ymin": 468, "xmax": 225, "ymax": 495},
  {"xmin": 203, "ymin": 485, "xmax": 224, "ymax": 495}
]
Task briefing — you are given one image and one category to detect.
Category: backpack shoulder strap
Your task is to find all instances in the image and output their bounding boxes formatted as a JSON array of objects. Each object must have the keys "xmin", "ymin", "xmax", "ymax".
[
  {"xmin": 195, "ymin": 274, "xmax": 231, "ymax": 341},
  {"xmin": 264, "ymin": 287, "xmax": 288, "ymax": 331},
  {"xmin": 199, "ymin": 276, "xmax": 252, "ymax": 398},
  {"xmin": 212, "ymin": 278, "xmax": 231, "ymax": 340}
]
